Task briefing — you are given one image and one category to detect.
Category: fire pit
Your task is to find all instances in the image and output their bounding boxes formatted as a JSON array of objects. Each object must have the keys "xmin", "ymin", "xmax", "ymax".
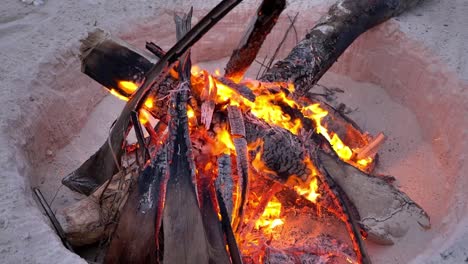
[{"xmin": 2, "ymin": 0, "xmax": 467, "ymax": 264}]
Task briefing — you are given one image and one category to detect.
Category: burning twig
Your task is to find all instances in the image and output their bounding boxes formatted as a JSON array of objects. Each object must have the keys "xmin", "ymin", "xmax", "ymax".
[
  {"xmin": 225, "ymin": 0, "xmax": 286, "ymax": 81},
  {"xmin": 355, "ymin": 132, "xmax": 386, "ymax": 160},
  {"xmin": 239, "ymin": 180, "xmax": 283, "ymax": 238}
]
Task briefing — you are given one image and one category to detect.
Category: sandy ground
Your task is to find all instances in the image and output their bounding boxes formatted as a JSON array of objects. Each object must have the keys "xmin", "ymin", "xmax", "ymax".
[{"xmin": 1, "ymin": 0, "xmax": 467, "ymax": 263}]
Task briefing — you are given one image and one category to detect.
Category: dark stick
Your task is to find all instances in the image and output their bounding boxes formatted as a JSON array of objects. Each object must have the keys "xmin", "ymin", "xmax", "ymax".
[
  {"xmin": 32, "ymin": 188, "xmax": 74, "ymax": 252},
  {"xmin": 262, "ymin": 12, "xmax": 298, "ymax": 76},
  {"xmin": 130, "ymin": 111, "xmax": 150, "ymax": 164},
  {"xmin": 215, "ymin": 185, "xmax": 243, "ymax": 264},
  {"xmin": 145, "ymin": 42, "xmax": 166, "ymax": 58},
  {"xmin": 225, "ymin": 0, "xmax": 286, "ymax": 80}
]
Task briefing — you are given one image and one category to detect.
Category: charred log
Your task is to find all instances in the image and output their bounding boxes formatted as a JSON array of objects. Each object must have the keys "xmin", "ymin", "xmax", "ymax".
[
  {"xmin": 225, "ymin": 0, "xmax": 286, "ymax": 80},
  {"xmin": 261, "ymin": 0, "xmax": 424, "ymax": 97}
]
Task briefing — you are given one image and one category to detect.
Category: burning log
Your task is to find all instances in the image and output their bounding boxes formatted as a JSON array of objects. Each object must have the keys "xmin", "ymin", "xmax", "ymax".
[{"xmin": 261, "ymin": 0, "xmax": 424, "ymax": 97}]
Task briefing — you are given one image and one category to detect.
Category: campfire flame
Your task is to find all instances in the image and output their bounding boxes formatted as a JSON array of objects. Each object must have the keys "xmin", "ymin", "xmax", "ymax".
[
  {"xmin": 254, "ymin": 197, "xmax": 284, "ymax": 232},
  {"xmin": 107, "ymin": 66, "xmax": 380, "ymax": 262}
]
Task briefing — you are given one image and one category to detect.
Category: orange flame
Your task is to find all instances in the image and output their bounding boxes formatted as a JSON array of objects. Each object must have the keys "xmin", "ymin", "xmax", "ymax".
[
  {"xmin": 118, "ymin": 80, "xmax": 138, "ymax": 94},
  {"xmin": 213, "ymin": 126, "xmax": 236, "ymax": 155},
  {"xmin": 254, "ymin": 197, "xmax": 284, "ymax": 233}
]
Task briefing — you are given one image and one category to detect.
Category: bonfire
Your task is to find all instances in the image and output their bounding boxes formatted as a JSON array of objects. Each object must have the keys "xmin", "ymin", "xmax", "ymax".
[{"xmin": 41, "ymin": 0, "xmax": 431, "ymax": 263}]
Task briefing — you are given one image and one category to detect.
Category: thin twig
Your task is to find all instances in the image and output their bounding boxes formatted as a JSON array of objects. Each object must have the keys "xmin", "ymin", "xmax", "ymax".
[{"xmin": 262, "ymin": 12, "xmax": 299, "ymax": 77}]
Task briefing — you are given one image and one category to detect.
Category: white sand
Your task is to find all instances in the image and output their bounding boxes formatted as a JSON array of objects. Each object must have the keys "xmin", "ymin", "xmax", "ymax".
[{"xmin": 1, "ymin": 0, "xmax": 467, "ymax": 263}]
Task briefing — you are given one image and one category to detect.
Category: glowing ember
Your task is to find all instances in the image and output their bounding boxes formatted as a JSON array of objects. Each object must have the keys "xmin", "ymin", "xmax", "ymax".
[{"xmin": 254, "ymin": 197, "xmax": 284, "ymax": 233}]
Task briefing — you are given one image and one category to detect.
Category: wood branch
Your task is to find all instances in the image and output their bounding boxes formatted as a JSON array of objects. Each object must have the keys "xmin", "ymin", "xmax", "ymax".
[
  {"xmin": 261, "ymin": 0, "xmax": 424, "ymax": 97},
  {"xmin": 316, "ymin": 149, "xmax": 430, "ymax": 245},
  {"xmin": 225, "ymin": 0, "xmax": 286, "ymax": 80},
  {"xmin": 64, "ymin": 0, "xmax": 244, "ymax": 195}
]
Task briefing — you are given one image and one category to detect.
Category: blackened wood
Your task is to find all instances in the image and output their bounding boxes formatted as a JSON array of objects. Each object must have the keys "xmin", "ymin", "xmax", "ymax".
[
  {"xmin": 225, "ymin": 0, "xmax": 286, "ymax": 80},
  {"xmin": 261, "ymin": 0, "xmax": 424, "ymax": 96},
  {"xmin": 64, "ymin": 0, "xmax": 243, "ymax": 195},
  {"xmin": 104, "ymin": 146, "xmax": 167, "ymax": 263},
  {"xmin": 199, "ymin": 176, "xmax": 231, "ymax": 263},
  {"xmin": 80, "ymin": 29, "xmax": 156, "ymax": 97},
  {"xmin": 215, "ymin": 182, "xmax": 243, "ymax": 264},
  {"xmin": 163, "ymin": 11, "xmax": 221, "ymax": 264}
]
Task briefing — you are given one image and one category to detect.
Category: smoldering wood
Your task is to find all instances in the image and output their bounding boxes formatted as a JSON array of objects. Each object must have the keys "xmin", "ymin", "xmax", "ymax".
[
  {"xmin": 215, "ymin": 154, "xmax": 234, "ymax": 220},
  {"xmin": 225, "ymin": 0, "xmax": 286, "ymax": 79},
  {"xmin": 228, "ymin": 106, "xmax": 250, "ymax": 233},
  {"xmin": 260, "ymin": 0, "xmax": 424, "ymax": 97},
  {"xmin": 63, "ymin": 31, "xmax": 177, "ymax": 195},
  {"xmin": 163, "ymin": 11, "xmax": 233, "ymax": 263},
  {"xmin": 199, "ymin": 177, "xmax": 232, "ymax": 263},
  {"xmin": 215, "ymin": 180, "xmax": 243, "ymax": 264}
]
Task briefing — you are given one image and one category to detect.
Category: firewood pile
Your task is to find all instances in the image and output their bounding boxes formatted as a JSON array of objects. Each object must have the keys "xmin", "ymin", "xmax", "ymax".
[{"xmin": 54, "ymin": 0, "xmax": 430, "ymax": 263}]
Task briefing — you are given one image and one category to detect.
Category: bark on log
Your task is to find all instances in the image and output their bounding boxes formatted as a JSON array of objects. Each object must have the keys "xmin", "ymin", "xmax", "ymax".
[
  {"xmin": 260, "ymin": 0, "xmax": 424, "ymax": 97},
  {"xmin": 225, "ymin": 0, "xmax": 286, "ymax": 80}
]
